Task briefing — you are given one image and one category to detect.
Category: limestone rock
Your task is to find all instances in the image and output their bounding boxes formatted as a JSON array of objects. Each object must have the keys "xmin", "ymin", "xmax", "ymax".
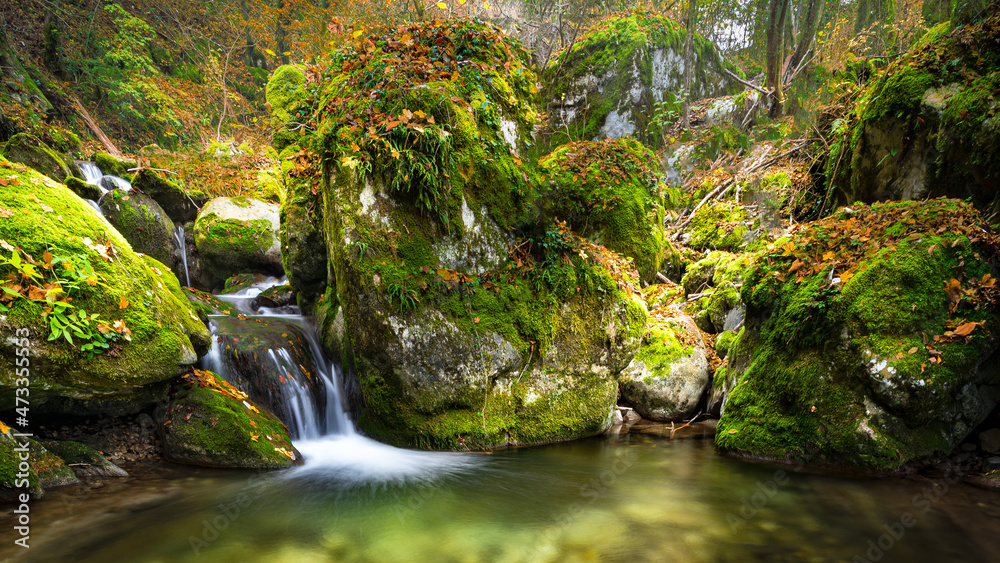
[
  {"xmin": 620, "ymin": 306, "xmax": 709, "ymax": 421},
  {"xmin": 132, "ymin": 169, "xmax": 204, "ymax": 224},
  {"xmin": 161, "ymin": 371, "xmax": 302, "ymax": 469},
  {"xmin": 716, "ymin": 200, "xmax": 1000, "ymax": 472},
  {"xmin": 99, "ymin": 189, "xmax": 177, "ymax": 267},
  {"xmin": 193, "ymin": 196, "xmax": 283, "ymax": 289},
  {"xmin": 0, "ymin": 159, "xmax": 210, "ymax": 411}
]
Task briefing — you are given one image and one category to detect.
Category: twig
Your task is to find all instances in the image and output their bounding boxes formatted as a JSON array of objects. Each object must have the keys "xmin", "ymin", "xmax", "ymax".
[{"xmin": 724, "ymin": 68, "xmax": 768, "ymax": 96}]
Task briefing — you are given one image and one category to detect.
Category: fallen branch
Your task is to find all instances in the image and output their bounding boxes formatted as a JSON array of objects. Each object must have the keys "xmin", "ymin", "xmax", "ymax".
[
  {"xmin": 673, "ymin": 141, "xmax": 808, "ymax": 233},
  {"xmin": 69, "ymin": 96, "xmax": 120, "ymax": 155},
  {"xmin": 724, "ymin": 68, "xmax": 768, "ymax": 96}
]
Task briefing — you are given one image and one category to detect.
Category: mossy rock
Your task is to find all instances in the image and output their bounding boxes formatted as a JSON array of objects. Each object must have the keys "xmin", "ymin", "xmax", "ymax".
[
  {"xmin": 540, "ymin": 10, "xmax": 740, "ymax": 151},
  {"xmin": 99, "ymin": 189, "xmax": 176, "ymax": 267},
  {"xmin": 825, "ymin": 7, "xmax": 1000, "ymax": 212},
  {"xmin": 716, "ymin": 199, "xmax": 1000, "ymax": 472},
  {"xmin": 277, "ymin": 144, "xmax": 327, "ymax": 309},
  {"xmin": 94, "ymin": 152, "xmax": 132, "ymax": 177},
  {"xmin": 619, "ymin": 306, "xmax": 709, "ymax": 421},
  {"xmin": 538, "ymin": 138, "xmax": 674, "ymax": 283},
  {"xmin": 132, "ymin": 169, "xmax": 203, "ymax": 224},
  {"xmin": 300, "ymin": 19, "xmax": 649, "ymax": 450},
  {"xmin": 0, "ymin": 424, "xmax": 78, "ymax": 500},
  {"xmin": 715, "ymin": 329, "xmax": 737, "ymax": 359},
  {"xmin": 2, "ymin": 133, "xmax": 75, "ymax": 183},
  {"xmin": 194, "ymin": 197, "xmax": 283, "ymax": 290},
  {"xmin": 161, "ymin": 371, "xmax": 302, "ymax": 469},
  {"xmin": 266, "ymin": 65, "xmax": 310, "ymax": 152},
  {"xmin": 682, "ymin": 201, "xmax": 751, "ymax": 251},
  {"xmin": 65, "ymin": 176, "xmax": 101, "ymax": 201},
  {"xmin": 0, "ymin": 159, "xmax": 210, "ymax": 411},
  {"xmin": 40, "ymin": 440, "xmax": 128, "ymax": 478}
]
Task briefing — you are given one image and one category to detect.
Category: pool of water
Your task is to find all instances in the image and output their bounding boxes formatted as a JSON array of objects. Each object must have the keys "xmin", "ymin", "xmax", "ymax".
[{"xmin": 4, "ymin": 434, "xmax": 999, "ymax": 562}]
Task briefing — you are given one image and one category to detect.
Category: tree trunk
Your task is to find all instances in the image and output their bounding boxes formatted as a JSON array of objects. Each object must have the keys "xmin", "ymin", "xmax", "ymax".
[
  {"xmin": 681, "ymin": 0, "xmax": 697, "ymax": 129},
  {"xmin": 788, "ymin": 0, "xmax": 824, "ymax": 74},
  {"xmin": 766, "ymin": 0, "xmax": 789, "ymax": 118},
  {"xmin": 921, "ymin": 0, "xmax": 950, "ymax": 24}
]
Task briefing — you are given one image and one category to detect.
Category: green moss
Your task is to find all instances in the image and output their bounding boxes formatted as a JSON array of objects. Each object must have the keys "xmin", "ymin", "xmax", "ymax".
[
  {"xmin": 685, "ymin": 201, "xmax": 749, "ymax": 251},
  {"xmin": 2, "ymin": 133, "xmax": 73, "ymax": 183},
  {"xmin": 717, "ymin": 199, "xmax": 1000, "ymax": 471},
  {"xmin": 65, "ymin": 176, "xmax": 100, "ymax": 200},
  {"xmin": 0, "ymin": 159, "xmax": 209, "ymax": 407},
  {"xmin": 94, "ymin": 152, "xmax": 132, "ymax": 177},
  {"xmin": 101, "ymin": 189, "xmax": 176, "ymax": 265},
  {"xmin": 538, "ymin": 138, "xmax": 671, "ymax": 282},
  {"xmin": 164, "ymin": 371, "xmax": 299, "ymax": 469},
  {"xmin": 634, "ymin": 322, "xmax": 691, "ymax": 371}
]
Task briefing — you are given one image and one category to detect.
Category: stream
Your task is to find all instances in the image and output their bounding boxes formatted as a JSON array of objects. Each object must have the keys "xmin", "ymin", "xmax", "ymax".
[{"xmin": 3, "ymin": 283, "xmax": 999, "ymax": 562}]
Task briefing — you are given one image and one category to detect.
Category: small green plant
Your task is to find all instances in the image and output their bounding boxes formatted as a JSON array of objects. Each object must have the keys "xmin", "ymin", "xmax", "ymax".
[{"xmin": 0, "ymin": 241, "xmax": 132, "ymax": 358}]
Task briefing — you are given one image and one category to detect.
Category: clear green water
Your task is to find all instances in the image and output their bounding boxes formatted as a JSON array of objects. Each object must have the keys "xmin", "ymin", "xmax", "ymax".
[{"xmin": 4, "ymin": 433, "xmax": 999, "ymax": 562}]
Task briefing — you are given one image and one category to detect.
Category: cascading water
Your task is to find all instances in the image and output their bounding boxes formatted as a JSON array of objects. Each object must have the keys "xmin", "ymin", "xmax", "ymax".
[
  {"xmin": 172, "ymin": 226, "xmax": 191, "ymax": 287},
  {"xmin": 79, "ymin": 161, "xmax": 103, "ymax": 186},
  {"xmin": 201, "ymin": 278, "xmax": 471, "ymax": 482}
]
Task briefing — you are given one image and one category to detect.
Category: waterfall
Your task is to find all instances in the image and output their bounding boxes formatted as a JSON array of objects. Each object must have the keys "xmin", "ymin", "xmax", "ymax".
[
  {"xmin": 79, "ymin": 161, "xmax": 103, "ymax": 186},
  {"xmin": 172, "ymin": 226, "xmax": 191, "ymax": 287}
]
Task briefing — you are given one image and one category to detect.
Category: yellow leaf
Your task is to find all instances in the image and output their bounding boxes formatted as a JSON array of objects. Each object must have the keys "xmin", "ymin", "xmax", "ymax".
[
  {"xmin": 264, "ymin": 48, "xmax": 276, "ymax": 56},
  {"xmin": 437, "ymin": 1, "xmax": 447, "ymax": 8},
  {"xmin": 907, "ymin": 347, "xmax": 918, "ymax": 354},
  {"xmin": 353, "ymin": 30, "xmax": 363, "ymax": 38},
  {"xmin": 0, "ymin": 420, "xmax": 9, "ymax": 434}
]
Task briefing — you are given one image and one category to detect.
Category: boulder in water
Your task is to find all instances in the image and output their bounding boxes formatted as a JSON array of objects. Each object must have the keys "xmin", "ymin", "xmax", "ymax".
[
  {"xmin": 94, "ymin": 152, "xmax": 132, "ymax": 177},
  {"xmin": 40, "ymin": 440, "xmax": 128, "ymax": 478},
  {"xmin": 1, "ymin": 423, "xmax": 78, "ymax": 500},
  {"xmin": 717, "ymin": 199, "xmax": 1000, "ymax": 472},
  {"xmin": 99, "ymin": 189, "xmax": 177, "ymax": 267},
  {"xmin": 194, "ymin": 197, "xmax": 283, "ymax": 289},
  {"xmin": 619, "ymin": 306, "xmax": 709, "ymax": 421},
  {"xmin": 294, "ymin": 19, "xmax": 646, "ymax": 449},
  {"xmin": 132, "ymin": 168, "xmax": 204, "ymax": 224},
  {"xmin": 65, "ymin": 176, "xmax": 101, "ymax": 200},
  {"xmin": 161, "ymin": 370, "xmax": 302, "ymax": 469}
]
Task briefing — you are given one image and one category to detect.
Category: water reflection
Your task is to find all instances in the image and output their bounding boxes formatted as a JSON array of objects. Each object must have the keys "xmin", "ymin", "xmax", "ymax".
[{"xmin": 5, "ymin": 436, "xmax": 999, "ymax": 562}]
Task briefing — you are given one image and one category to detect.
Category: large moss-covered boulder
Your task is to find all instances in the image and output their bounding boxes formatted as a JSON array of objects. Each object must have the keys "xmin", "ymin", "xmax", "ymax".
[
  {"xmin": 825, "ymin": 6, "xmax": 1000, "ymax": 211},
  {"xmin": 0, "ymin": 158, "xmax": 210, "ymax": 411},
  {"xmin": 65, "ymin": 176, "xmax": 101, "ymax": 201},
  {"xmin": 541, "ymin": 10, "xmax": 740, "ymax": 150},
  {"xmin": 161, "ymin": 370, "xmax": 302, "ymax": 469},
  {"xmin": 619, "ymin": 306, "xmax": 709, "ymax": 421},
  {"xmin": 2, "ymin": 133, "xmax": 79, "ymax": 183},
  {"xmin": 99, "ymin": 189, "xmax": 177, "ymax": 267},
  {"xmin": 132, "ymin": 168, "xmax": 204, "ymax": 224},
  {"xmin": 1, "ymin": 422, "xmax": 78, "ymax": 500},
  {"xmin": 717, "ymin": 199, "xmax": 1000, "ymax": 472},
  {"xmin": 301, "ymin": 20, "xmax": 646, "ymax": 449},
  {"xmin": 193, "ymin": 196, "xmax": 283, "ymax": 290},
  {"xmin": 538, "ymin": 138, "xmax": 675, "ymax": 283}
]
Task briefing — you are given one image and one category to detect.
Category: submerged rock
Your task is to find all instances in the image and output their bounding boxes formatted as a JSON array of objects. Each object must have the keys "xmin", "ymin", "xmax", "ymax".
[
  {"xmin": 540, "ymin": 10, "xmax": 739, "ymax": 150},
  {"xmin": 1, "ymin": 423, "xmax": 78, "ymax": 499},
  {"xmin": 65, "ymin": 176, "xmax": 101, "ymax": 201},
  {"xmin": 40, "ymin": 440, "xmax": 128, "ymax": 478},
  {"xmin": 619, "ymin": 306, "xmax": 708, "ymax": 421},
  {"xmin": 193, "ymin": 197, "xmax": 283, "ymax": 289},
  {"xmin": 161, "ymin": 370, "xmax": 302, "ymax": 469},
  {"xmin": 0, "ymin": 159, "xmax": 210, "ymax": 412},
  {"xmin": 99, "ymin": 188, "xmax": 177, "ymax": 267},
  {"xmin": 716, "ymin": 199, "xmax": 1000, "ymax": 472}
]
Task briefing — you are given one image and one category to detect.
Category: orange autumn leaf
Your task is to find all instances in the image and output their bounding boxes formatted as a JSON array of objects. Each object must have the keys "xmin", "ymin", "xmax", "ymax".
[
  {"xmin": 119, "ymin": 295, "xmax": 129, "ymax": 309},
  {"xmin": 953, "ymin": 322, "xmax": 978, "ymax": 337}
]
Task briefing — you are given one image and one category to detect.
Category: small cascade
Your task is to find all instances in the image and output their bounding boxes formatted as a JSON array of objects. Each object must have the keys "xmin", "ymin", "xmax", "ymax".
[
  {"xmin": 723, "ymin": 303, "xmax": 746, "ymax": 332},
  {"xmin": 100, "ymin": 175, "xmax": 132, "ymax": 192},
  {"xmin": 79, "ymin": 161, "xmax": 103, "ymax": 186},
  {"xmin": 201, "ymin": 278, "xmax": 473, "ymax": 482},
  {"xmin": 172, "ymin": 226, "xmax": 191, "ymax": 287}
]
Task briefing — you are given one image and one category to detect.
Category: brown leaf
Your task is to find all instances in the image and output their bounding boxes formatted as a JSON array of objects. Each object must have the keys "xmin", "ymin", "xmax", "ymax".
[{"xmin": 953, "ymin": 321, "xmax": 978, "ymax": 337}]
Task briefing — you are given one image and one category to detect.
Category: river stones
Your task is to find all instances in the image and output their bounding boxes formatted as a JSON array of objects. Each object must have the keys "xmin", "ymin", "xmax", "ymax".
[{"xmin": 194, "ymin": 196, "xmax": 283, "ymax": 290}]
